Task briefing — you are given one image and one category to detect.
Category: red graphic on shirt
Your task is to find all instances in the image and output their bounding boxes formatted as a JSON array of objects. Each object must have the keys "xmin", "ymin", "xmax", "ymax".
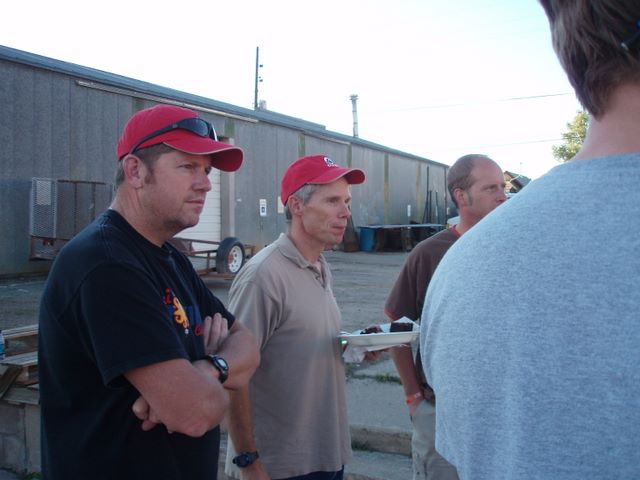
[{"xmin": 164, "ymin": 288, "xmax": 189, "ymax": 333}]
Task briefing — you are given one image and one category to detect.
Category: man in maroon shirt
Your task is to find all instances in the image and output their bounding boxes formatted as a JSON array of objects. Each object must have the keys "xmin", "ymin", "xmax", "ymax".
[{"xmin": 384, "ymin": 154, "xmax": 506, "ymax": 480}]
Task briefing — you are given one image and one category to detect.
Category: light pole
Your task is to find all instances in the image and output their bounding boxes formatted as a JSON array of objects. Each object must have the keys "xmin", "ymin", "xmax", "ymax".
[
  {"xmin": 350, "ymin": 94, "xmax": 359, "ymax": 137},
  {"xmin": 254, "ymin": 47, "xmax": 263, "ymax": 109}
]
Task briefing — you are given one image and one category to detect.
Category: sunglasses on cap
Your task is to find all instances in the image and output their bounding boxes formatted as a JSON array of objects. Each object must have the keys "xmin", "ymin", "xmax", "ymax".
[{"xmin": 129, "ymin": 117, "xmax": 218, "ymax": 156}]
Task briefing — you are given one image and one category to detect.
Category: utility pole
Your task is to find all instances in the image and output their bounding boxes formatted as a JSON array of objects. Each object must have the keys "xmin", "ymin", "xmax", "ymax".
[
  {"xmin": 350, "ymin": 94, "xmax": 359, "ymax": 138},
  {"xmin": 254, "ymin": 47, "xmax": 263, "ymax": 109}
]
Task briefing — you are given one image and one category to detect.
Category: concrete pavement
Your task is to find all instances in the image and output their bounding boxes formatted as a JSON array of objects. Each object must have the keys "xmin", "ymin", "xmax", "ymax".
[
  {"xmin": 1, "ymin": 250, "xmax": 416, "ymax": 478},
  {"xmin": 344, "ymin": 353, "xmax": 415, "ymax": 479},
  {"xmin": 219, "ymin": 354, "xmax": 415, "ymax": 480},
  {"xmin": 212, "ymin": 251, "xmax": 417, "ymax": 478}
]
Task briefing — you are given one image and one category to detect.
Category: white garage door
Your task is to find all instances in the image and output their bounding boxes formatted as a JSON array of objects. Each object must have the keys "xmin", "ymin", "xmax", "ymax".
[{"xmin": 178, "ymin": 168, "xmax": 221, "ymax": 243}]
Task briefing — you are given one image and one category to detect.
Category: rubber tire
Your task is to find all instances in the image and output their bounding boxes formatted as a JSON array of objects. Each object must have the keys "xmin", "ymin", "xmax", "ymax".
[{"xmin": 216, "ymin": 237, "xmax": 245, "ymax": 274}]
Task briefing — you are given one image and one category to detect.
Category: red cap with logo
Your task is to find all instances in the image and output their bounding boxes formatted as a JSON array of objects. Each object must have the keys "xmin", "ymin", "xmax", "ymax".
[
  {"xmin": 280, "ymin": 155, "xmax": 365, "ymax": 206},
  {"xmin": 116, "ymin": 104, "xmax": 243, "ymax": 172}
]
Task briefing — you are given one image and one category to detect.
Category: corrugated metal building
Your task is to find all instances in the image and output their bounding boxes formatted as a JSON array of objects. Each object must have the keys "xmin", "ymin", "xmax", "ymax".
[{"xmin": 0, "ymin": 45, "xmax": 449, "ymax": 277}]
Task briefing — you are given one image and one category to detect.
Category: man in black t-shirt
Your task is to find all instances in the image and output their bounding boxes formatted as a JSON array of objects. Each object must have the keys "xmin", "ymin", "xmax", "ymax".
[{"xmin": 38, "ymin": 105, "xmax": 259, "ymax": 479}]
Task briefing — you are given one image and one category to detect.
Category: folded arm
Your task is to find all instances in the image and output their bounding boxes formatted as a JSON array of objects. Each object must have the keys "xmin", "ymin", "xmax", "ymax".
[{"xmin": 126, "ymin": 357, "xmax": 229, "ymax": 437}]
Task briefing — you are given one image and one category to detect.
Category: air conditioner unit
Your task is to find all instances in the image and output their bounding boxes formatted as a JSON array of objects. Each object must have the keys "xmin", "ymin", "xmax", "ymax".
[{"xmin": 29, "ymin": 178, "xmax": 113, "ymax": 260}]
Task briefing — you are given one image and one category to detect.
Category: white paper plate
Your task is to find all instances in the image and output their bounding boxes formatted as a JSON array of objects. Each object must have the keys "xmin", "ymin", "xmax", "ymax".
[{"xmin": 339, "ymin": 330, "xmax": 418, "ymax": 347}]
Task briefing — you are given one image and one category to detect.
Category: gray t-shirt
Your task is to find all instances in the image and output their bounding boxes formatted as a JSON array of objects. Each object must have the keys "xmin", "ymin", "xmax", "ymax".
[{"xmin": 421, "ymin": 154, "xmax": 640, "ymax": 479}]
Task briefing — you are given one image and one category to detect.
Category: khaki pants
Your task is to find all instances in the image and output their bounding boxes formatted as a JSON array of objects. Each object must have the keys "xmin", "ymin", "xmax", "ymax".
[{"xmin": 410, "ymin": 400, "xmax": 459, "ymax": 480}]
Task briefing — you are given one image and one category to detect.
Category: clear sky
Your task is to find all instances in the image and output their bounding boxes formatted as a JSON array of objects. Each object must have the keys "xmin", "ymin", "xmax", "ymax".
[{"xmin": 1, "ymin": 0, "xmax": 583, "ymax": 179}]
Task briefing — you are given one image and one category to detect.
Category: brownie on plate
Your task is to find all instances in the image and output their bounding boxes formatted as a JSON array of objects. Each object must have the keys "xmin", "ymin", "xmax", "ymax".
[{"xmin": 389, "ymin": 321, "xmax": 413, "ymax": 332}]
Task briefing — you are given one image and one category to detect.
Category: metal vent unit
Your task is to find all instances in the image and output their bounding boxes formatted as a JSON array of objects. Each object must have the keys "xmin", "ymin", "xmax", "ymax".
[{"xmin": 29, "ymin": 178, "xmax": 113, "ymax": 260}]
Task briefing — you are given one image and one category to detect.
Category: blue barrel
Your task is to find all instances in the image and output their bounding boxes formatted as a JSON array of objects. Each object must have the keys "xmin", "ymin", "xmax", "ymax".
[{"xmin": 359, "ymin": 227, "xmax": 375, "ymax": 252}]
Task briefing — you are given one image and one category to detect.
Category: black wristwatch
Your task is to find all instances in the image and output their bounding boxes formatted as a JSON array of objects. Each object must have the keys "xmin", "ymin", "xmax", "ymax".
[
  {"xmin": 232, "ymin": 451, "xmax": 259, "ymax": 468},
  {"xmin": 203, "ymin": 354, "xmax": 229, "ymax": 384}
]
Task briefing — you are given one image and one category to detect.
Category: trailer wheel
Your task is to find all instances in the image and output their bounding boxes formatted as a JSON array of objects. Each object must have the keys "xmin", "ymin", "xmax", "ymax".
[{"xmin": 216, "ymin": 237, "xmax": 246, "ymax": 274}]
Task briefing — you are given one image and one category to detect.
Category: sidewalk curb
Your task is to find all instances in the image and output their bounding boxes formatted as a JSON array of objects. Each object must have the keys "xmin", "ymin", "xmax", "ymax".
[
  {"xmin": 220, "ymin": 429, "xmax": 412, "ymax": 480},
  {"xmin": 350, "ymin": 424, "xmax": 411, "ymax": 456}
]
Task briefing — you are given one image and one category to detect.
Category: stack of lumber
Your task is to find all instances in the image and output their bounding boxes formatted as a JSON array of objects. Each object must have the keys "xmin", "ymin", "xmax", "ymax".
[{"xmin": 0, "ymin": 325, "xmax": 39, "ymax": 400}]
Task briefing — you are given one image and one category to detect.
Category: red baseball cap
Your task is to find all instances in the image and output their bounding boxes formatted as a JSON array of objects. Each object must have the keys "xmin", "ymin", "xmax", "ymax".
[
  {"xmin": 280, "ymin": 155, "xmax": 365, "ymax": 206},
  {"xmin": 116, "ymin": 104, "xmax": 243, "ymax": 172}
]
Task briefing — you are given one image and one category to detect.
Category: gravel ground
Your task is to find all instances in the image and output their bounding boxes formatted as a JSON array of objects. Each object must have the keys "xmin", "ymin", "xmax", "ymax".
[
  {"xmin": 0, "ymin": 250, "xmax": 409, "ymax": 334},
  {"xmin": 0, "ymin": 250, "xmax": 411, "ymax": 479},
  {"xmin": 0, "ymin": 277, "xmax": 46, "ymax": 331}
]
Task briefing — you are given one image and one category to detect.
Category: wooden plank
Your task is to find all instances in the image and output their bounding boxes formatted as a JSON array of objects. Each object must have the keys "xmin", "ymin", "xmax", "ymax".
[
  {"xmin": 1, "ymin": 352, "xmax": 38, "ymax": 385},
  {"xmin": 0, "ymin": 365, "xmax": 22, "ymax": 399},
  {"xmin": 3, "ymin": 324, "xmax": 38, "ymax": 339},
  {"xmin": 2, "ymin": 351, "xmax": 37, "ymax": 366},
  {"xmin": 1, "ymin": 384, "xmax": 40, "ymax": 406},
  {"xmin": 4, "ymin": 325, "xmax": 39, "ymax": 356}
]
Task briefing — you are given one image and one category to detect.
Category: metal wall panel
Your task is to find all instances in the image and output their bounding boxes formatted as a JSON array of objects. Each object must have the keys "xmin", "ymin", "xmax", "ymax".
[{"xmin": 0, "ymin": 47, "xmax": 449, "ymax": 276}]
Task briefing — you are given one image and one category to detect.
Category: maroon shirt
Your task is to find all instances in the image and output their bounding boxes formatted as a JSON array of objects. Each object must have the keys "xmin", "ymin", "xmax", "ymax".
[{"xmin": 384, "ymin": 227, "xmax": 460, "ymax": 395}]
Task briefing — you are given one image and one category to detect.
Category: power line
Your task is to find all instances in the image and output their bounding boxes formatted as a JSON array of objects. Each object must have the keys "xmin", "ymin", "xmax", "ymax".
[
  {"xmin": 428, "ymin": 137, "xmax": 563, "ymax": 153},
  {"xmin": 366, "ymin": 92, "xmax": 574, "ymax": 113}
]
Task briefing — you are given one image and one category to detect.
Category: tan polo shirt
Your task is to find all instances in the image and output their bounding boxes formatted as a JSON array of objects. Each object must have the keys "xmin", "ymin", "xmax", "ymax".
[{"xmin": 228, "ymin": 233, "xmax": 351, "ymax": 478}]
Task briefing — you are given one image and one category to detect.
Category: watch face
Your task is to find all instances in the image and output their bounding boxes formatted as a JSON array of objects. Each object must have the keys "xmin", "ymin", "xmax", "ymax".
[
  {"xmin": 233, "ymin": 451, "xmax": 259, "ymax": 467},
  {"xmin": 208, "ymin": 355, "xmax": 229, "ymax": 383},
  {"xmin": 214, "ymin": 356, "xmax": 229, "ymax": 370}
]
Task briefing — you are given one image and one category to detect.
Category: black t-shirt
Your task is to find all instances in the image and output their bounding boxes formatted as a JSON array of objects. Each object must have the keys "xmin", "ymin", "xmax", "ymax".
[{"xmin": 38, "ymin": 209, "xmax": 234, "ymax": 479}]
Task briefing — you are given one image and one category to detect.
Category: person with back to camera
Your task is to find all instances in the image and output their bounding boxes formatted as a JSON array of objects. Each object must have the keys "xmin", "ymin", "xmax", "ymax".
[
  {"xmin": 420, "ymin": 1, "xmax": 640, "ymax": 478},
  {"xmin": 38, "ymin": 104, "xmax": 260, "ymax": 479},
  {"xmin": 384, "ymin": 154, "xmax": 506, "ymax": 480},
  {"xmin": 224, "ymin": 154, "xmax": 365, "ymax": 480}
]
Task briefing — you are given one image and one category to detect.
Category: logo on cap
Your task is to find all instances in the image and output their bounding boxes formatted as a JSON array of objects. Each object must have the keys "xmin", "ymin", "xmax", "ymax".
[{"xmin": 324, "ymin": 157, "xmax": 338, "ymax": 167}]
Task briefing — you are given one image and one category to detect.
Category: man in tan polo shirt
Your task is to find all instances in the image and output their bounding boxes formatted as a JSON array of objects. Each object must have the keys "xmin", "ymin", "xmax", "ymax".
[{"xmin": 225, "ymin": 155, "xmax": 365, "ymax": 480}]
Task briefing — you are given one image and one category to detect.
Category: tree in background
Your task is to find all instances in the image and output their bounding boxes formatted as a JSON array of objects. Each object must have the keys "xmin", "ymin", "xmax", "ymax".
[{"xmin": 552, "ymin": 110, "xmax": 589, "ymax": 162}]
